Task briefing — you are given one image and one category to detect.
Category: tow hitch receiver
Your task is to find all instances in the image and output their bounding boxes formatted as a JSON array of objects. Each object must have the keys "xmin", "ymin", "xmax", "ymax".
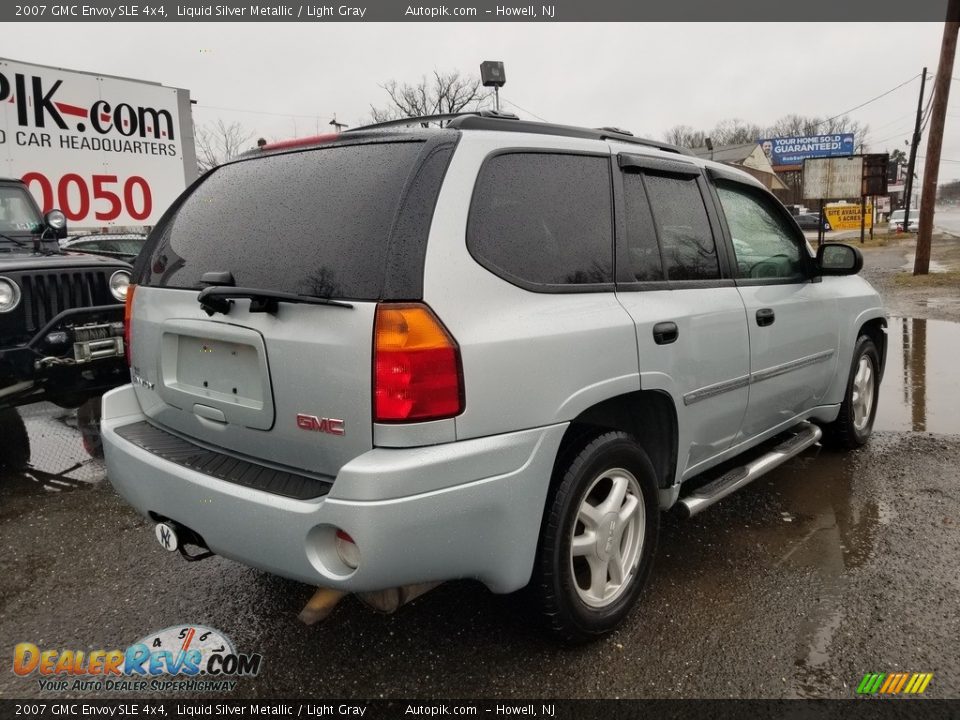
[
  {"xmin": 154, "ymin": 521, "xmax": 215, "ymax": 562},
  {"xmin": 155, "ymin": 522, "xmax": 179, "ymax": 552}
]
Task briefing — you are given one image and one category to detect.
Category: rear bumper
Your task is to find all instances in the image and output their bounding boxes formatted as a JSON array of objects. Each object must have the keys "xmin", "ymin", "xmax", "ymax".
[{"xmin": 102, "ymin": 384, "xmax": 567, "ymax": 593}]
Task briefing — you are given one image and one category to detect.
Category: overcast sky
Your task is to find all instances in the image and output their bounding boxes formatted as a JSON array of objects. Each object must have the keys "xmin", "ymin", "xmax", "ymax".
[{"xmin": 8, "ymin": 22, "xmax": 959, "ymax": 183}]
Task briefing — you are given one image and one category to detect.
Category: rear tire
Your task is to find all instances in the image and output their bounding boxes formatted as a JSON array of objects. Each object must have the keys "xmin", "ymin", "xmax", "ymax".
[
  {"xmin": 0, "ymin": 407, "xmax": 31, "ymax": 470},
  {"xmin": 822, "ymin": 335, "xmax": 880, "ymax": 449},
  {"xmin": 77, "ymin": 397, "xmax": 104, "ymax": 459},
  {"xmin": 529, "ymin": 431, "xmax": 659, "ymax": 644}
]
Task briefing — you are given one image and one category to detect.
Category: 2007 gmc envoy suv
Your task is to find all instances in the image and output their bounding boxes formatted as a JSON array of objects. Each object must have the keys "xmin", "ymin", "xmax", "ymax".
[{"xmin": 103, "ymin": 112, "xmax": 886, "ymax": 643}]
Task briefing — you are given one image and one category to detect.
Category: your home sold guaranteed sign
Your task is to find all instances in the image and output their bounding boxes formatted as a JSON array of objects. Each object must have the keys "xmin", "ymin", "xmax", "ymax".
[
  {"xmin": 759, "ymin": 134, "xmax": 855, "ymax": 167},
  {"xmin": 0, "ymin": 57, "xmax": 196, "ymax": 227}
]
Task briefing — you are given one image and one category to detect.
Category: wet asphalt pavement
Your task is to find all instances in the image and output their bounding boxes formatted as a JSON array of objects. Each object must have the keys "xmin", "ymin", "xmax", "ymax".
[{"xmin": 2, "ymin": 251, "xmax": 960, "ymax": 699}]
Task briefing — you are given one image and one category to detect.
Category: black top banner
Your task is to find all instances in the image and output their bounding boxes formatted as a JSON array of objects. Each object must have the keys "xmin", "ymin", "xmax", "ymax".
[{"xmin": 2, "ymin": 0, "xmax": 957, "ymax": 21}]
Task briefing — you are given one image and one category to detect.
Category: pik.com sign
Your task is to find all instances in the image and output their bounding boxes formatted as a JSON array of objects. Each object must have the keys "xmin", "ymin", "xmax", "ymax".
[{"xmin": 759, "ymin": 134, "xmax": 855, "ymax": 166}]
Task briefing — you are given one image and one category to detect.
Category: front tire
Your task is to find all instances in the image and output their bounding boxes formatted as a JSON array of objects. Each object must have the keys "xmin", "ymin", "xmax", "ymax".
[
  {"xmin": 0, "ymin": 407, "xmax": 31, "ymax": 470},
  {"xmin": 529, "ymin": 431, "xmax": 660, "ymax": 644},
  {"xmin": 822, "ymin": 335, "xmax": 880, "ymax": 449}
]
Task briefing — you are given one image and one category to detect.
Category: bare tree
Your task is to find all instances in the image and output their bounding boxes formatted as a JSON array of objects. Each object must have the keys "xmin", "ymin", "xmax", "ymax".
[
  {"xmin": 665, "ymin": 119, "xmax": 761, "ymax": 148},
  {"xmin": 663, "ymin": 125, "xmax": 707, "ymax": 148},
  {"xmin": 710, "ymin": 118, "xmax": 765, "ymax": 145},
  {"xmin": 665, "ymin": 114, "xmax": 869, "ymax": 150},
  {"xmin": 369, "ymin": 70, "xmax": 493, "ymax": 125},
  {"xmin": 766, "ymin": 114, "xmax": 869, "ymax": 149},
  {"xmin": 196, "ymin": 120, "xmax": 255, "ymax": 173}
]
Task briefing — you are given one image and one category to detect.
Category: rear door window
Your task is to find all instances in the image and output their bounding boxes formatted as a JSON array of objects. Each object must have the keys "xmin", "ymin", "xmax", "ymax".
[
  {"xmin": 467, "ymin": 152, "xmax": 613, "ymax": 289},
  {"xmin": 642, "ymin": 173, "xmax": 721, "ymax": 281},
  {"xmin": 621, "ymin": 172, "xmax": 665, "ymax": 282},
  {"xmin": 139, "ymin": 141, "xmax": 438, "ymax": 300}
]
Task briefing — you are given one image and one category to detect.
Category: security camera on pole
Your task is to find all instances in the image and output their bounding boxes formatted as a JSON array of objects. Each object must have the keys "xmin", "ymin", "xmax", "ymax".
[{"xmin": 480, "ymin": 61, "xmax": 506, "ymax": 112}]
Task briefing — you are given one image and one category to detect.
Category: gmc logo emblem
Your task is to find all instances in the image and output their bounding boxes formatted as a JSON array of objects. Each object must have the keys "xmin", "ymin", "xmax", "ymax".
[{"xmin": 296, "ymin": 413, "xmax": 345, "ymax": 436}]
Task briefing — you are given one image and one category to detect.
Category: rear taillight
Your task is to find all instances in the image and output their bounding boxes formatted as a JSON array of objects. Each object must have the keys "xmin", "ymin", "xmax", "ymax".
[
  {"xmin": 374, "ymin": 303, "xmax": 464, "ymax": 423},
  {"xmin": 123, "ymin": 284, "xmax": 137, "ymax": 366}
]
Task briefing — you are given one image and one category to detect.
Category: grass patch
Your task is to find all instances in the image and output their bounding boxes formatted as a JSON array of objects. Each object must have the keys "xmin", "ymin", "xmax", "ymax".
[
  {"xmin": 851, "ymin": 235, "xmax": 890, "ymax": 248},
  {"xmin": 893, "ymin": 270, "xmax": 960, "ymax": 287}
]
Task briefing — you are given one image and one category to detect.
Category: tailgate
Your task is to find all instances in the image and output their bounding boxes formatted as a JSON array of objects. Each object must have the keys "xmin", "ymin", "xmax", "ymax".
[{"xmin": 130, "ymin": 286, "xmax": 375, "ymax": 478}]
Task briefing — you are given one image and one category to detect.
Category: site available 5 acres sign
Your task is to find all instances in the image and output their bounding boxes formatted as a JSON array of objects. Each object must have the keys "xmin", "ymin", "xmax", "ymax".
[
  {"xmin": 0, "ymin": 57, "xmax": 196, "ymax": 227},
  {"xmin": 825, "ymin": 203, "xmax": 873, "ymax": 231}
]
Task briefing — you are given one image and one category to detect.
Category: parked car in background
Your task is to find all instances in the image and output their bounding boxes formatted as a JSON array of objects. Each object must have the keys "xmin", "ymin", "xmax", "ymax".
[
  {"xmin": 795, "ymin": 213, "xmax": 831, "ymax": 231},
  {"xmin": 888, "ymin": 209, "xmax": 919, "ymax": 233},
  {"xmin": 61, "ymin": 233, "xmax": 147, "ymax": 263},
  {"xmin": 102, "ymin": 112, "xmax": 887, "ymax": 643},
  {"xmin": 0, "ymin": 178, "xmax": 132, "ymax": 470}
]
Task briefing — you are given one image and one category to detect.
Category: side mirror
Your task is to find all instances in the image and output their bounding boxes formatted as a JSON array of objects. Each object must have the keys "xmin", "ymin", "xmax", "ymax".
[
  {"xmin": 43, "ymin": 209, "xmax": 68, "ymax": 240},
  {"xmin": 816, "ymin": 243, "xmax": 862, "ymax": 276}
]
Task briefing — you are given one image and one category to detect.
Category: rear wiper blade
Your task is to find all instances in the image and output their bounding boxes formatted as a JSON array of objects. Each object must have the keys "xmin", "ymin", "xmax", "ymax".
[{"xmin": 197, "ymin": 286, "xmax": 354, "ymax": 316}]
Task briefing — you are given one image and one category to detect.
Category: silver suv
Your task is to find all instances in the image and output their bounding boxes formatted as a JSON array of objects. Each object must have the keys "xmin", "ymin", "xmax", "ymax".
[{"xmin": 102, "ymin": 113, "xmax": 886, "ymax": 643}]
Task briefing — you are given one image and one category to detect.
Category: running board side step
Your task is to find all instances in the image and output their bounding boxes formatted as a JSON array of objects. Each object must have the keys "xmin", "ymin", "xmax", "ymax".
[{"xmin": 679, "ymin": 422, "xmax": 823, "ymax": 518}]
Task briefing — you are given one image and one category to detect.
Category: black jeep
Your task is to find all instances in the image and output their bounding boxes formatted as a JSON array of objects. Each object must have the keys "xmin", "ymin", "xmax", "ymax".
[{"xmin": 0, "ymin": 178, "xmax": 131, "ymax": 469}]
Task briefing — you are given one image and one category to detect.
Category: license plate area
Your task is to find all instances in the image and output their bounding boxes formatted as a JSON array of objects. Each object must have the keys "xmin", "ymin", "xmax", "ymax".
[
  {"xmin": 175, "ymin": 336, "xmax": 263, "ymax": 406},
  {"xmin": 158, "ymin": 320, "xmax": 274, "ymax": 430}
]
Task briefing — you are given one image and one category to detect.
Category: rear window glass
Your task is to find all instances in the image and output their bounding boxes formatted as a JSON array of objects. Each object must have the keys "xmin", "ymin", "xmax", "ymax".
[
  {"xmin": 467, "ymin": 153, "xmax": 613, "ymax": 287},
  {"xmin": 643, "ymin": 173, "xmax": 721, "ymax": 281},
  {"xmin": 139, "ymin": 142, "xmax": 426, "ymax": 300}
]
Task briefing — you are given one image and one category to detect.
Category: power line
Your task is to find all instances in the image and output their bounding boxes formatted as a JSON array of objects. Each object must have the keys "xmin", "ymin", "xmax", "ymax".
[
  {"xmin": 871, "ymin": 128, "xmax": 916, "ymax": 146},
  {"xmin": 868, "ymin": 110, "xmax": 917, "ymax": 133},
  {"xmin": 195, "ymin": 103, "xmax": 328, "ymax": 119},
  {"xmin": 500, "ymin": 97, "xmax": 548, "ymax": 122},
  {"xmin": 920, "ymin": 85, "xmax": 937, "ymax": 132},
  {"xmin": 811, "ymin": 73, "xmax": 922, "ymax": 131}
]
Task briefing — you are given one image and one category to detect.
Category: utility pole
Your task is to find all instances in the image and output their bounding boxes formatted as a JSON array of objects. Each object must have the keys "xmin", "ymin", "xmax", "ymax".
[
  {"xmin": 902, "ymin": 67, "xmax": 927, "ymax": 233},
  {"xmin": 915, "ymin": 0, "xmax": 960, "ymax": 275}
]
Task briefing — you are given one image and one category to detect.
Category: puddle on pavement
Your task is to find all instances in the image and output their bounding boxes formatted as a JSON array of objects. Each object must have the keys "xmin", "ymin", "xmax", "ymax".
[
  {"xmin": 0, "ymin": 401, "xmax": 105, "ymax": 496},
  {"xmin": 736, "ymin": 450, "xmax": 888, "ymax": 697},
  {"xmin": 875, "ymin": 317, "xmax": 960, "ymax": 434},
  {"xmin": 720, "ymin": 317, "xmax": 960, "ymax": 695},
  {"xmin": 915, "ymin": 297, "xmax": 960, "ymax": 311}
]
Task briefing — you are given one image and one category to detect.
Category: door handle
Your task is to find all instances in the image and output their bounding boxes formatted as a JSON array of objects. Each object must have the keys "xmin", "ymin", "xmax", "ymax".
[
  {"xmin": 756, "ymin": 308, "xmax": 776, "ymax": 327},
  {"xmin": 653, "ymin": 321, "xmax": 679, "ymax": 345}
]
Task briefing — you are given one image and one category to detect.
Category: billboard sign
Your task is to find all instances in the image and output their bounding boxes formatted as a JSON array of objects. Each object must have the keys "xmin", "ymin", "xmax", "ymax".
[
  {"xmin": 0, "ymin": 57, "xmax": 196, "ymax": 227},
  {"xmin": 803, "ymin": 156, "xmax": 864, "ymax": 200},
  {"xmin": 759, "ymin": 133, "xmax": 856, "ymax": 167}
]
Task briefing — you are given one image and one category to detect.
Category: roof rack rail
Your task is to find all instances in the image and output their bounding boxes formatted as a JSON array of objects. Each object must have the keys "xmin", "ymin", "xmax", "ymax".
[
  {"xmin": 446, "ymin": 115, "xmax": 693, "ymax": 156},
  {"xmin": 317, "ymin": 111, "xmax": 692, "ymax": 158},
  {"xmin": 347, "ymin": 110, "xmax": 518, "ymax": 133},
  {"xmin": 598, "ymin": 126, "xmax": 634, "ymax": 137}
]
